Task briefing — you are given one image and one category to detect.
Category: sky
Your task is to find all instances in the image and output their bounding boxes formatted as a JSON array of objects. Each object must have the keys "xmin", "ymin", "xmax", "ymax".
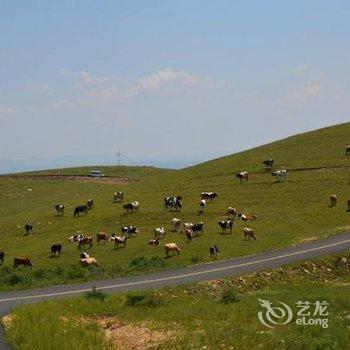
[{"xmin": 0, "ymin": 1, "xmax": 349, "ymax": 161}]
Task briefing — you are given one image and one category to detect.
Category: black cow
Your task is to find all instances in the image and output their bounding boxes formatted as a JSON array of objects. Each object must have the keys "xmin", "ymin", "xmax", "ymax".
[
  {"xmin": 192, "ymin": 222, "xmax": 204, "ymax": 235},
  {"xmin": 209, "ymin": 245, "xmax": 219, "ymax": 259},
  {"xmin": 50, "ymin": 244, "xmax": 62, "ymax": 256},
  {"xmin": 218, "ymin": 220, "xmax": 234, "ymax": 234},
  {"xmin": 0, "ymin": 251, "xmax": 4, "ymax": 265},
  {"xmin": 24, "ymin": 223, "xmax": 34, "ymax": 235},
  {"xmin": 54, "ymin": 204, "xmax": 65, "ymax": 216},
  {"xmin": 262, "ymin": 158, "xmax": 274, "ymax": 169},
  {"xmin": 74, "ymin": 205, "xmax": 88, "ymax": 217}
]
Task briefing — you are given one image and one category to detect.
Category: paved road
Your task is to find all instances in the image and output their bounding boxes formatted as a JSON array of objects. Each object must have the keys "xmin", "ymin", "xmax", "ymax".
[{"xmin": 1, "ymin": 232, "xmax": 350, "ymax": 349}]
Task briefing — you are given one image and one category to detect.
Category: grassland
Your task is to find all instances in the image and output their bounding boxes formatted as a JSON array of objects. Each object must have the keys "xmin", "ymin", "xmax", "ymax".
[
  {"xmin": 0, "ymin": 122, "xmax": 349, "ymax": 290},
  {"xmin": 4, "ymin": 251, "xmax": 350, "ymax": 350}
]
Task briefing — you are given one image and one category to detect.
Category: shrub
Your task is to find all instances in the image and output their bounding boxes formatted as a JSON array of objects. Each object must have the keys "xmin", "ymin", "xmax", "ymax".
[
  {"xmin": 85, "ymin": 286, "xmax": 107, "ymax": 300},
  {"xmin": 190, "ymin": 255, "xmax": 203, "ymax": 264},
  {"xmin": 125, "ymin": 291, "xmax": 164, "ymax": 308},
  {"xmin": 220, "ymin": 288, "xmax": 238, "ymax": 304},
  {"xmin": 129, "ymin": 256, "xmax": 165, "ymax": 271}
]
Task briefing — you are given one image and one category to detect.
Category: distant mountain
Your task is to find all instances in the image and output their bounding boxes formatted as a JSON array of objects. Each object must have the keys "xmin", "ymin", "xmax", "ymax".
[{"xmin": 0, "ymin": 152, "xmax": 226, "ymax": 174}]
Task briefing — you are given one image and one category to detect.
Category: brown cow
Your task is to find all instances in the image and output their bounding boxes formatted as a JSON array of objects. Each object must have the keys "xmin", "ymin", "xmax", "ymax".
[
  {"xmin": 164, "ymin": 243, "xmax": 181, "ymax": 257},
  {"xmin": 13, "ymin": 257, "xmax": 33, "ymax": 269},
  {"xmin": 78, "ymin": 236, "xmax": 93, "ymax": 249},
  {"xmin": 227, "ymin": 207, "xmax": 237, "ymax": 218},
  {"xmin": 79, "ymin": 257, "xmax": 100, "ymax": 267},
  {"xmin": 97, "ymin": 232, "xmax": 108, "ymax": 244},
  {"xmin": 243, "ymin": 228, "xmax": 257, "ymax": 240},
  {"xmin": 329, "ymin": 194, "xmax": 338, "ymax": 207}
]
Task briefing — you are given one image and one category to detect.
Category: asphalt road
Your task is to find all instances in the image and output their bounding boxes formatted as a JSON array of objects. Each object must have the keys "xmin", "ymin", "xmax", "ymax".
[{"xmin": 1, "ymin": 232, "xmax": 350, "ymax": 350}]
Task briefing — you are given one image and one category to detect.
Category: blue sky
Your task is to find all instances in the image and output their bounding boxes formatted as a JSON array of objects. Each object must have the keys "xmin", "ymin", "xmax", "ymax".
[{"xmin": 1, "ymin": 1, "xmax": 349, "ymax": 160}]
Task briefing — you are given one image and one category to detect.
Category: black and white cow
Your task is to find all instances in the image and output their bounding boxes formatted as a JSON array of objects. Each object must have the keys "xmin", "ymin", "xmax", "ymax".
[
  {"xmin": 164, "ymin": 196, "xmax": 183, "ymax": 211},
  {"xmin": 110, "ymin": 235, "xmax": 127, "ymax": 247},
  {"xmin": 192, "ymin": 222, "xmax": 204, "ymax": 235},
  {"xmin": 74, "ymin": 205, "xmax": 88, "ymax": 217},
  {"xmin": 123, "ymin": 201, "xmax": 139, "ymax": 213},
  {"xmin": 198, "ymin": 199, "xmax": 206, "ymax": 214},
  {"xmin": 54, "ymin": 204, "xmax": 65, "ymax": 216},
  {"xmin": 171, "ymin": 218, "xmax": 182, "ymax": 232},
  {"xmin": 50, "ymin": 244, "xmax": 62, "ymax": 256},
  {"xmin": 24, "ymin": 223, "xmax": 34, "ymax": 235},
  {"xmin": 80, "ymin": 252, "xmax": 90, "ymax": 259},
  {"xmin": 154, "ymin": 227, "xmax": 166, "ymax": 239},
  {"xmin": 201, "ymin": 192, "xmax": 218, "ymax": 201},
  {"xmin": 209, "ymin": 245, "xmax": 219, "ymax": 259},
  {"xmin": 218, "ymin": 220, "xmax": 234, "ymax": 234},
  {"xmin": 346, "ymin": 145, "xmax": 350, "ymax": 155},
  {"xmin": 113, "ymin": 191, "xmax": 124, "ymax": 203},
  {"xmin": 86, "ymin": 199, "xmax": 94, "ymax": 209},
  {"xmin": 235, "ymin": 171, "xmax": 249, "ymax": 182},
  {"xmin": 272, "ymin": 169, "xmax": 287, "ymax": 181},
  {"xmin": 227, "ymin": 207, "xmax": 237, "ymax": 218},
  {"xmin": 121, "ymin": 225, "xmax": 139, "ymax": 237}
]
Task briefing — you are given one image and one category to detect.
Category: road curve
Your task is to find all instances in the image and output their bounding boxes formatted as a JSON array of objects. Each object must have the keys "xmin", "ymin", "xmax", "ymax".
[{"xmin": 1, "ymin": 232, "xmax": 350, "ymax": 349}]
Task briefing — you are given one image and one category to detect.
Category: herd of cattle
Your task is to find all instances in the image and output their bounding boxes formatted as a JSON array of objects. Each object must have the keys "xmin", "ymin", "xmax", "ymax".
[{"xmin": 1, "ymin": 150, "xmax": 350, "ymax": 270}]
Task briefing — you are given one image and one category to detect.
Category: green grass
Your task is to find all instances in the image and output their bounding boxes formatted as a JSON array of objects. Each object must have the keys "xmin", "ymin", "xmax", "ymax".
[
  {"xmin": 5, "ymin": 252, "xmax": 350, "ymax": 350},
  {"xmin": 0, "ymin": 122, "xmax": 349, "ymax": 290}
]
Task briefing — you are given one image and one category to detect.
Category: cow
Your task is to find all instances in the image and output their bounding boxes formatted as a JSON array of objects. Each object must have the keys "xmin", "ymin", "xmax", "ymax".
[
  {"xmin": 87, "ymin": 199, "xmax": 94, "ymax": 210},
  {"xmin": 164, "ymin": 196, "xmax": 182, "ymax": 209},
  {"xmin": 272, "ymin": 169, "xmax": 287, "ymax": 181},
  {"xmin": 201, "ymin": 192, "xmax": 218, "ymax": 201},
  {"xmin": 164, "ymin": 243, "xmax": 181, "ymax": 257},
  {"xmin": 237, "ymin": 213, "xmax": 258, "ymax": 221},
  {"xmin": 24, "ymin": 223, "xmax": 34, "ymax": 235},
  {"xmin": 346, "ymin": 145, "xmax": 350, "ymax": 155},
  {"xmin": 13, "ymin": 257, "xmax": 33, "ymax": 269},
  {"xmin": 121, "ymin": 226, "xmax": 139, "ymax": 237},
  {"xmin": 113, "ymin": 191, "xmax": 124, "ymax": 203},
  {"xmin": 235, "ymin": 171, "xmax": 249, "ymax": 182},
  {"xmin": 54, "ymin": 205, "xmax": 65, "ymax": 216},
  {"xmin": 80, "ymin": 252, "xmax": 90, "ymax": 259},
  {"xmin": 50, "ymin": 244, "xmax": 62, "ymax": 256},
  {"xmin": 68, "ymin": 233, "xmax": 84, "ymax": 243},
  {"xmin": 329, "ymin": 194, "xmax": 338, "ymax": 207},
  {"xmin": 227, "ymin": 207, "xmax": 237, "ymax": 218},
  {"xmin": 198, "ymin": 199, "xmax": 206, "ymax": 214},
  {"xmin": 171, "ymin": 218, "xmax": 182, "ymax": 232},
  {"xmin": 243, "ymin": 227, "xmax": 257, "ymax": 240},
  {"xmin": 154, "ymin": 227, "xmax": 166, "ymax": 239},
  {"xmin": 218, "ymin": 220, "xmax": 234, "ymax": 234},
  {"xmin": 347, "ymin": 199, "xmax": 350, "ymax": 211},
  {"xmin": 78, "ymin": 236, "xmax": 93, "ymax": 249},
  {"xmin": 148, "ymin": 238, "xmax": 160, "ymax": 246},
  {"xmin": 183, "ymin": 222, "xmax": 194, "ymax": 231},
  {"xmin": 80, "ymin": 257, "xmax": 100, "ymax": 267},
  {"xmin": 110, "ymin": 235, "xmax": 127, "ymax": 247},
  {"xmin": 0, "ymin": 251, "xmax": 4, "ymax": 265},
  {"xmin": 209, "ymin": 245, "xmax": 219, "ymax": 259},
  {"xmin": 123, "ymin": 201, "xmax": 139, "ymax": 213},
  {"xmin": 185, "ymin": 228, "xmax": 194, "ymax": 241},
  {"xmin": 262, "ymin": 158, "xmax": 274, "ymax": 169},
  {"xmin": 74, "ymin": 205, "xmax": 88, "ymax": 217},
  {"xmin": 97, "ymin": 232, "xmax": 109, "ymax": 244},
  {"xmin": 192, "ymin": 222, "xmax": 204, "ymax": 235}
]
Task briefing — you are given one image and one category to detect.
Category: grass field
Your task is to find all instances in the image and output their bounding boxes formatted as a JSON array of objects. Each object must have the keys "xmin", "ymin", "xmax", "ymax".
[
  {"xmin": 0, "ymin": 122, "xmax": 349, "ymax": 290},
  {"xmin": 4, "ymin": 251, "xmax": 350, "ymax": 350}
]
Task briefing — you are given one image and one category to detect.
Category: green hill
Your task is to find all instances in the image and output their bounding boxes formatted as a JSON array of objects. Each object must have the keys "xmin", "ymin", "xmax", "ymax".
[{"xmin": 0, "ymin": 122, "xmax": 349, "ymax": 290}]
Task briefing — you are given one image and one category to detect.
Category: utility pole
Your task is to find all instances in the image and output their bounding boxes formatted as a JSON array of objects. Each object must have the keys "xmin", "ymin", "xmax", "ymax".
[{"xmin": 117, "ymin": 151, "xmax": 122, "ymax": 166}]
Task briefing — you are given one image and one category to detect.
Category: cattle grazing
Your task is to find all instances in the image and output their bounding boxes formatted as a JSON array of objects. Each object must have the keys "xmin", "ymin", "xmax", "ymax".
[
  {"xmin": 218, "ymin": 220, "xmax": 234, "ymax": 234},
  {"xmin": 13, "ymin": 257, "xmax": 33, "ymax": 269},
  {"xmin": 235, "ymin": 171, "xmax": 249, "ymax": 182},
  {"xmin": 68, "ymin": 233, "xmax": 84, "ymax": 243},
  {"xmin": 183, "ymin": 222, "xmax": 194, "ymax": 230},
  {"xmin": 121, "ymin": 226, "xmax": 139, "ymax": 237},
  {"xmin": 80, "ymin": 252, "xmax": 90, "ymax": 259},
  {"xmin": 192, "ymin": 222, "xmax": 204, "ymax": 235},
  {"xmin": 209, "ymin": 245, "xmax": 219, "ymax": 259},
  {"xmin": 346, "ymin": 145, "xmax": 350, "ymax": 155},
  {"xmin": 50, "ymin": 244, "xmax": 62, "ymax": 256},
  {"xmin": 272, "ymin": 169, "xmax": 287, "ymax": 181},
  {"xmin": 97, "ymin": 231, "xmax": 109, "ymax": 244},
  {"xmin": 243, "ymin": 227, "xmax": 257, "ymax": 240},
  {"xmin": 227, "ymin": 207, "xmax": 237, "ymax": 218},
  {"xmin": 262, "ymin": 158, "xmax": 274, "ymax": 170},
  {"xmin": 86, "ymin": 199, "xmax": 94, "ymax": 209},
  {"xmin": 113, "ymin": 191, "xmax": 124, "ymax": 203},
  {"xmin": 0, "ymin": 251, "xmax": 4, "ymax": 265},
  {"xmin": 185, "ymin": 228, "xmax": 194, "ymax": 241},
  {"xmin": 198, "ymin": 199, "xmax": 206, "ymax": 214},
  {"xmin": 78, "ymin": 236, "xmax": 93, "ymax": 249},
  {"xmin": 110, "ymin": 235, "xmax": 127, "ymax": 247},
  {"xmin": 171, "ymin": 218, "xmax": 182, "ymax": 232},
  {"xmin": 123, "ymin": 201, "xmax": 139, "ymax": 213},
  {"xmin": 74, "ymin": 205, "xmax": 88, "ymax": 217},
  {"xmin": 164, "ymin": 243, "xmax": 181, "ymax": 257},
  {"xmin": 148, "ymin": 238, "xmax": 160, "ymax": 246},
  {"xmin": 24, "ymin": 223, "xmax": 34, "ymax": 235},
  {"xmin": 164, "ymin": 196, "xmax": 183, "ymax": 211},
  {"xmin": 237, "ymin": 213, "xmax": 258, "ymax": 221},
  {"xmin": 201, "ymin": 192, "xmax": 218, "ymax": 201},
  {"xmin": 54, "ymin": 204, "xmax": 65, "ymax": 216},
  {"xmin": 329, "ymin": 194, "xmax": 338, "ymax": 207},
  {"xmin": 80, "ymin": 257, "xmax": 100, "ymax": 267},
  {"xmin": 154, "ymin": 227, "xmax": 166, "ymax": 239}
]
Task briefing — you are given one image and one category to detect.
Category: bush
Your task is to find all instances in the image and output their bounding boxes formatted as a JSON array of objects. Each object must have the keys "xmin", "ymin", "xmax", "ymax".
[
  {"xmin": 129, "ymin": 256, "xmax": 165, "ymax": 271},
  {"xmin": 125, "ymin": 291, "xmax": 164, "ymax": 308},
  {"xmin": 85, "ymin": 286, "xmax": 107, "ymax": 300},
  {"xmin": 190, "ymin": 255, "xmax": 203, "ymax": 264},
  {"xmin": 220, "ymin": 288, "xmax": 238, "ymax": 304}
]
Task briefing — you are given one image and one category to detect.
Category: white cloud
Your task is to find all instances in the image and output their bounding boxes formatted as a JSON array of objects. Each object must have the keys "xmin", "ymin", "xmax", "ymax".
[
  {"xmin": 79, "ymin": 71, "xmax": 109, "ymax": 85},
  {"xmin": 295, "ymin": 63, "xmax": 310, "ymax": 73}
]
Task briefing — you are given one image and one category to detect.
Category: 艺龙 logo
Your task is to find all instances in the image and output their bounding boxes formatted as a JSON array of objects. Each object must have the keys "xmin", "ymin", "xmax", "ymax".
[{"xmin": 257, "ymin": 298, "xmax": 293, "ymax": 328}]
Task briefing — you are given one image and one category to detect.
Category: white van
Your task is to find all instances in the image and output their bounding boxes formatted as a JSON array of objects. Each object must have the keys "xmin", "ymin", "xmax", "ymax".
[{"xmin": 90, "ymin": 170, "xmax": 105, "ymax": 177}]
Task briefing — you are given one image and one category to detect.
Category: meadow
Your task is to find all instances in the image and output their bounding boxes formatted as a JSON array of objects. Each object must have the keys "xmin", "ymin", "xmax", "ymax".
[{"xmin": 0, "ymin": 122, "xmax": 349, "ymax": 290}]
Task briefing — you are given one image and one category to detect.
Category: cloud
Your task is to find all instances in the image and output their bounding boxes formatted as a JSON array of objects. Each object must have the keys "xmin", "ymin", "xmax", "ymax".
[
  {"xmin": 79, "ymin": 71, "xmax": 109, "ymax": 85},
  {"xmin": 0, "ymin": 106, "xmax": 16, "ymax": 115},
  {"xmin": 295, "ymin": 64, "xmax": 310, "ymax": 73}
]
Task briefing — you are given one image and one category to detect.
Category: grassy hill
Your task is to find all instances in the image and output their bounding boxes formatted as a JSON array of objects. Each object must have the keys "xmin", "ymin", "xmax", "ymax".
[{"xmin": 0, "ymin": 122, "xmax": 349, "ymax": 290}]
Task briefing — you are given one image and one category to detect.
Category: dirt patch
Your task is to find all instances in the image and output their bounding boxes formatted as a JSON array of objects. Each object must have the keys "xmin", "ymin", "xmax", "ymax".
[
  {"xmin": 0, "ymin": 175, "xmax": 141, "ymax": 185},
  {"xmin": 336, "ymin": 226, "xmax": 350, "ymax": 232},
  {"xmin": 298, "ymin": 236, "xmax": 318, "ymax": 244},
  {"xmin": 94, "ymin": 316, "xmax": 177, "ymax": 349}
]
